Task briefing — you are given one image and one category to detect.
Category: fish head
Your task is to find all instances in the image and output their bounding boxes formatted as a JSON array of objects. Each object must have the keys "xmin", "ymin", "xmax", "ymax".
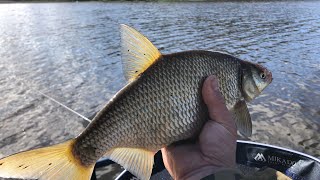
[{"xmin": 241, "ymin": 62, "xmax": 272, "ymax": 101}]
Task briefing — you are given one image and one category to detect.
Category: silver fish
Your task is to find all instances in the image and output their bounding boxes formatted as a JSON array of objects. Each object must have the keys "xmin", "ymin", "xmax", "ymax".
[{"xmin": 0, "ymin": 24, "xmax": 272, "ymax": 180}]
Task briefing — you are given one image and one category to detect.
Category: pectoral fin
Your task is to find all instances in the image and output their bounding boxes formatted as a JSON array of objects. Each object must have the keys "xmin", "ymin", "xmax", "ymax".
[
  {"xmin": 105, "ymin": 147, "xmax": 155, "ymax": 180},
  {"xmin": 120, "ymin": 24, "xmax": 162, "ymax": 81},
  {"xmin": 231, "ymin": 100, "xmax": 252, "ymax": 137}
]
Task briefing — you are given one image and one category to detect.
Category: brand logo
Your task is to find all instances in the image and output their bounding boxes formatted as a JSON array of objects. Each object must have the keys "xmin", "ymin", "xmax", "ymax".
[
  {"xmin": 254, "ymin": 153, "xmax": 267, "ymax": 162},
  {"xmin": 252, "ymin": 152, "xmax": 297, "ymax": 167},
  {"xmin": 267, "ymin": 156, "xmax": 296, "ymax": 167}
]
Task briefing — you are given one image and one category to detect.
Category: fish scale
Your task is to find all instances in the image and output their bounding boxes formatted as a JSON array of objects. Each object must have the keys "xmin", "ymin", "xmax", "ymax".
[
  {"xmin": 72, "ymin": 51, "xmax": 243, "ymax": 167},
  {"xmin": 0, "ymin": 25, "xmax": 272, "ymax": 180}
]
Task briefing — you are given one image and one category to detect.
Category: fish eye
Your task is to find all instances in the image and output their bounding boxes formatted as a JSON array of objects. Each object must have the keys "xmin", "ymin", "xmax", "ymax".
[{"xmin": 260, "ymin": 72, "xmax": 266, "ymax": 79}]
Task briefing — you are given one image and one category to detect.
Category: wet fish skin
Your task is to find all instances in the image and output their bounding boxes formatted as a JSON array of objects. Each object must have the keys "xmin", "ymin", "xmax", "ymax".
[
  {"xmin": 241, "ymin": 61, "xmax": 273, "ymax": 101},
  {"xmin": 73, "ymin": 50, "xmax": 252, "ymax": 166},
  {"xmin": 0, "ymin": 24, "xmax": 272, "ymax": 180}
]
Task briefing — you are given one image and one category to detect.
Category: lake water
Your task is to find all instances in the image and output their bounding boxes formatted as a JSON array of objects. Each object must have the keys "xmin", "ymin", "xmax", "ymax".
[{"xmin": 0, "ymin": 1, "xmax": 319, "ymax": 172}]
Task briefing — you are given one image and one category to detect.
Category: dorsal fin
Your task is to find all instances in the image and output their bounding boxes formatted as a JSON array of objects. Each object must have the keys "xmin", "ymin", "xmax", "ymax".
[{"xmin": 120, "ymin": 24, "xmax": 162, "ymax": 81}]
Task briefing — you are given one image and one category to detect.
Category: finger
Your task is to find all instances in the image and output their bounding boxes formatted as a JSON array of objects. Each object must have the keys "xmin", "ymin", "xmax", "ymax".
[
  {"xmin": 161, "ymin": 148, "xmax": 175, "ymax": 177},
  {"xmin": 202, "ymin": 76, "xmax": 237, "ymax": 136},
  {"xmin": 199, "ymin": 120, "xmax": 237, "ymax": 167}
]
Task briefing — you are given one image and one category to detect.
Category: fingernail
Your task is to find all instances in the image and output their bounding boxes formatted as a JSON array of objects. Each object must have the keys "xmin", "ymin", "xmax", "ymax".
[{"xmin": 211, "ymin": 76, "xmax": 220, "ymax": 92}]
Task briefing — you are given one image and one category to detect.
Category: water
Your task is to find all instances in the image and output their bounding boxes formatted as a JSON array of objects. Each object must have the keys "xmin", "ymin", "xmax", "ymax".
[{"xmin": 0, "ymin": 1, "xmax": 319, "ymax": 165}]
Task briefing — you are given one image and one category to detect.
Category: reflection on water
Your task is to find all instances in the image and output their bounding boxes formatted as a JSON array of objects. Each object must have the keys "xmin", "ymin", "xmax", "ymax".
[{"xmin": 0, "ymin": 1, "xmax": 319, "ymax": 159}]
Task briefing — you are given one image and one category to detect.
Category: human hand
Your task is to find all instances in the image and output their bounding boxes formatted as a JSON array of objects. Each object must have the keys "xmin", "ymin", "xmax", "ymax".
[{"xmin": 161, "ymin": 76, "xmax": 237, "ymax": 180}]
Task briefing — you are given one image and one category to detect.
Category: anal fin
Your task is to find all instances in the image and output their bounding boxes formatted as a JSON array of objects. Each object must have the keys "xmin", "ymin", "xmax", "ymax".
[
  {"xmin": 105, "ymin": 147, "xmax": 155, "ymax": 180},
  {"xmin": 231, "ymin": 100, "xmax": 252, "ymax": 137}
]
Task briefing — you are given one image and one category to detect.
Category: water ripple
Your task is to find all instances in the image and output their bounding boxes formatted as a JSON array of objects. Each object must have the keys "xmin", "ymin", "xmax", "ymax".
[{"xmin": 0, "ymin": 1, "xmax": 319, "ymax": 157}]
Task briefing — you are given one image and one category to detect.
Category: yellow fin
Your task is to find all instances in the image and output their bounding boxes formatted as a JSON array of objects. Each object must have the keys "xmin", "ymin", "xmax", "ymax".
[
  {"xmin": 0, "ymin": 140, "xmax": 94, "ymax": 180},
  {"xmin": 120, "ymin": 24, "xmax": 162, "ymax": 81},
  {"xmin": 232, "ymin": 100, "xmax": 252, "ymax": 137},
  {"xmin": 105, "ymin": 147, "xmax": 155, "ymax": 180}
]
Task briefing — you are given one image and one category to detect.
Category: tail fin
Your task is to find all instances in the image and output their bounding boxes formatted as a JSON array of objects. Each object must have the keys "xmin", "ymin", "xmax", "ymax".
[{"xmin": 0, "ymin": 140, "xmax": 94, "ymax": 180}]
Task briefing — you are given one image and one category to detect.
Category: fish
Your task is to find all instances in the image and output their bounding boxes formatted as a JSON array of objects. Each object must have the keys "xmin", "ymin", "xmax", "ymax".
[{"xmin": 0, "ymin": 24, "xmax": 272, "ymax": 180}]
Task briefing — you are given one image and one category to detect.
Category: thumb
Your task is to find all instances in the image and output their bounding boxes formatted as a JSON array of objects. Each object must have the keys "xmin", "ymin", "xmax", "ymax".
[{"xmin": 202, "ymin": 76, "xmax": 237, "ymax": 136}]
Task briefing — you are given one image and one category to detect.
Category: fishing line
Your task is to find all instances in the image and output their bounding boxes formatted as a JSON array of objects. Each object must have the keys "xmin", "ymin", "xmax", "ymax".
[
  {"xmin": 2, "ymin": 18, "xmax": 123, "ymax": 124},
  {"xmin": 35, "ymin": 90, "xmax": 92, "ymax": 123},
  {"xmin": 6, "ymin": 72, "xmax": 92, "ymax": 123}
]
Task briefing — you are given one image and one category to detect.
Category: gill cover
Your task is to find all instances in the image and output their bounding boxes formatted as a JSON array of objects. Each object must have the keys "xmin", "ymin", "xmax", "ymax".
[
  {"xmin": 242, "ymin": 61, "xmax": 272, "ymax": 102},
  {"xmin": 237, "ymin": 61, "xmax": 272, "ymax": 137}
]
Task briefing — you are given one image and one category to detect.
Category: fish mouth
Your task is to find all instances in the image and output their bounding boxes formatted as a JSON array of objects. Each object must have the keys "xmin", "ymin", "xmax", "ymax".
[{"xmin": 266, "ymin": 69, "xmax": 273, "ymax": 84}]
